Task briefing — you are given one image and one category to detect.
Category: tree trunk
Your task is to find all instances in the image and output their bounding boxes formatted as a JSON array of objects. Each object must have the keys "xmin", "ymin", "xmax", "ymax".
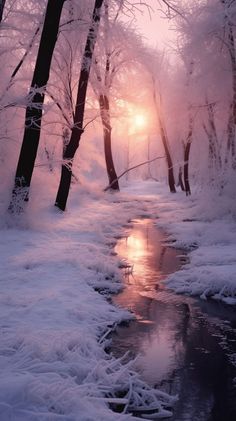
[
  {"xmin": 146, "ymin": 135, "xmax": 152, "ymax": 179},
  {"xmin": 226, "ymin": 23, "xmax": 236, "ymax": 168},
  {"xmin": 0, "ymin": 0, "xmax": 6, "ymax": 23},
  {"xmin": 184, "ymin": 143, "xmax": 191, "ymax": 196},
  {"xmin": 55, "ymin": 0, "xmax": 104, "ymax": 211},
  {"xmin": 206, "ymin": 102, "xmax": 222, "ymax": 171},
  {"xmin": 183, "ymin": 116, "xmax": 193, "ymax": 196},
  {"xmin": 99, "ymin": 94, "xmax": 119, "ymax": 190},
  {"xmin": 93, "ymin": 1, "xmax": 119, "ymax": 191},
  {"xmin": 152, "ymin": 79, "xmax": 176, "ymax": 193},
  {"xmin": 221, "ymin": 0, "xmax": 236, "ymax": 168},
  {"xmin": 158, "ymin": 115, "xmax": 176, "ymax": 193},
  {"xmin": 9, "ymin": 0, "xmax": 65, "ymax": 213},
  {"xmin": 178, "ymin": 167, "xmax": 185, "ymax": 191}
]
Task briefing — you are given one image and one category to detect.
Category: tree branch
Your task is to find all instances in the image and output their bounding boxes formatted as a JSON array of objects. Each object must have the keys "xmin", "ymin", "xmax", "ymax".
[{"xmin": 104, "ymin": 155, "xmax": 165, "ymax": 191}]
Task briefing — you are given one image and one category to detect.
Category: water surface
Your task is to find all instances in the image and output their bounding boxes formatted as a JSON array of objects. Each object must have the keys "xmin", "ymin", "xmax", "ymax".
[{"xmin": 112, "ymin": 218, "xmax": 236, "ymax": 421}]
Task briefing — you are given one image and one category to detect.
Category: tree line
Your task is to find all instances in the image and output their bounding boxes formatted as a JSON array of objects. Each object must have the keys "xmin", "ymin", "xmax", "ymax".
[{"xmin": 0, "ymin": 0, "xmax": 235, "ymax": 215}]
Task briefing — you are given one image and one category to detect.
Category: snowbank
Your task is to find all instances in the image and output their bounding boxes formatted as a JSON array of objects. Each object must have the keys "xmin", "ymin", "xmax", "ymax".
[
  {"xmin": 139, "ymin": 182, "xmax": 236, "ymax": 306},
  {"xmin": 0, "ymin": 185, "xmax": 176, "ymax": 421}
]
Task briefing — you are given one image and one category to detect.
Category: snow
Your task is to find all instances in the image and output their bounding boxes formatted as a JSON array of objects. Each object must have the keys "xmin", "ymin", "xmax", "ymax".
[
  {"xmin": 0, "ymin": 179, "xmax": 236, "ymax": 420},
  {"xmin": 0, "ymin": 184, "xmax": 178, "ymax": 420},
  {"xmin": 148, "ymin": 184, "xmax": 236, "ymax": 305}
]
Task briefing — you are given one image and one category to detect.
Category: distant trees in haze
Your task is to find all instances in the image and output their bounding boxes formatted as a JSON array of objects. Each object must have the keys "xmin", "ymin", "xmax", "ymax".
[{"xmin": 172, "ymin": 0, "xmax": 236, "ymax": 186}]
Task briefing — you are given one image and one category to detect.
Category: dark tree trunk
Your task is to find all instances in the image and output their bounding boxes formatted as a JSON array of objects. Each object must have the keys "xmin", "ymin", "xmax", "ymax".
[
  {"xmin": 221, "ymin": 0, "xmax": 236, "ymax": 168},
  {"xmin": 0, "ymin": 0, "xmax": 6, "ymax": 23},
  {"xmin": 99, "ymin": 94, "xmax": 119, "ymax": 191},
  {"xmin": 152, "ymin": 80, "xmax": 176, "ymax": 193},
  {"xmin": 55, "ymin": 0, "xmax": 104, "ymax": 211},
  {"xmin": 9, "ymin": 0, "xmax": 65, "ymax": 213},
  {"xmin": 158, "ymin": 116, "xmax": 176, "ymax": 193},
  {"xmin": 227, "ymin": 23, "xmax": 236, "ymax": 168},
  {"xmin": 99, "ymin": 1, "xmax": 119, "ymax": 191},
  {"xmin": 183, "ymin": 117, "xmax": 193, "ymax": 196},
  {"xmin": 178, "ymin": 167, "xmax": 185, "ymax": 191},
  {"xmin": 184, "ymin": 143, "xmax": 191, "ymax": 196},
  {"xmin": 227, "ymin": 13, "xmax": 236, "ymax": 127}
]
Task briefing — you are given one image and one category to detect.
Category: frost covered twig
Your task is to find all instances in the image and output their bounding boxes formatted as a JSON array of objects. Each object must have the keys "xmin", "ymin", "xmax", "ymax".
[{"xmin": 84, "ymin": 354, "xmax": 177, "ymax": 418}]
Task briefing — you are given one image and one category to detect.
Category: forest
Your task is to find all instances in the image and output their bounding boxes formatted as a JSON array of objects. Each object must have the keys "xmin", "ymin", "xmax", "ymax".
[
  {"xmin": 0, "ymin": 0, "xmax": 235, "ymax": 210},
  {"xmin": 0, "ymin": 1, "xmax": 236, "ymax": 420}
]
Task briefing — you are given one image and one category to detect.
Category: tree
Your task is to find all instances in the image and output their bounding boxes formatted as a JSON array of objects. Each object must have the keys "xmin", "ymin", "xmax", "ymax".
[
  {"xmin": 8, "ymin": 0, "xmax": 65, "ymax": 213},
  {"xmin": 93, "ymin": 2, "xmax": 119, "ymax": 191},
  {"xmin": 0, "ymin": 0, "xmax": 5, "ymax": 23},
  {"xmin": 98, "ymin": 91, "xmax": 120, "ymax": 190},
  {"xmin": 177, "ymin": 166, "xmax": 185, "ymax": 191},
  {"xmin": 92, "ymin": 14, "xmax": 154, "ymax": 190},
  {"xmin": 183, "ymin": 114, "xmax": 193, "ymax": 196},
  {"xmin": 174, "ymin": 0, "xmax": 236, "ymax": 191},
  {"xmin": 220, "ymin": 0, "xmax": 236, "ymax": 169},
  {"xmin": 203, "ymin": 101, "xmax": 222, "ymax": 183},
  {"xmin": 152, "ymin": 77, "xmax": 176, "ymax": 193},
  {"xmin": 55, "ymin": 0, "xmax": 104, "ymax": 211}
]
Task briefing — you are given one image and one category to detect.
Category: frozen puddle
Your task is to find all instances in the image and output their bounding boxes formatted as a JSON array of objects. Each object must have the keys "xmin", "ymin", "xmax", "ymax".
[{"xmin": 112, "ymin": 218, "xmax": 236, "ymax": 421}]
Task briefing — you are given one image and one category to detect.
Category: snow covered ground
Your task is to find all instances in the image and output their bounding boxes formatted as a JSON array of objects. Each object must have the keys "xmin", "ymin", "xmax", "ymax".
[
  {"xmin": 149, "ymin": 184, "xmax": 236, "ymax": 305},
  {"xmin": 0, "ymin": 180, "xmax": 235, "ymax": 420}
]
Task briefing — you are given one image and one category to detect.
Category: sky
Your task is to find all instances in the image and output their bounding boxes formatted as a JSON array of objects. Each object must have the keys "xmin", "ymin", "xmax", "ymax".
[{"xmin": 133, "ymin": 0, "xmax": 176, "ymax": 49}]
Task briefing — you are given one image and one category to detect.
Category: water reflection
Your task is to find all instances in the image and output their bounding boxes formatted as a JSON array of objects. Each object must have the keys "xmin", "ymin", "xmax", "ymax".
[
  {"xmin": 115, "ymin": 219, "xmax": 183, "ymax": 318},
  {"xmin": 112, "ymin": 219, "xmax": 236, "ymax": 421}
]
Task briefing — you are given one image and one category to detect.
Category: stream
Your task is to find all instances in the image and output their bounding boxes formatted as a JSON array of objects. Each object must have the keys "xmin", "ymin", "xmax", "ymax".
[{"xmin": 111, "ymin": 218, "xmax": 236, "ymax": 421}]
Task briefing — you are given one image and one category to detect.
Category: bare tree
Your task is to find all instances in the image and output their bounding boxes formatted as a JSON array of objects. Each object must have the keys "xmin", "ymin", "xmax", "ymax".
[
  {"xmin": 93, "ymin": 2, "xmax": 120, "ymax": 191},
  {"xmin": 203, "ymin": 101, "xmax": 221, "ymax": 178},
  {"xmin": 152, "ymin": 77, "xmax": 176, "ymax": 193},
  {"xmin": 9, "ymin": 0, "xmax": 65, "ymax": 213},
  {"xmin": 220, "ymin": 0, "xmax": 236, "ymax": 169},
  {"xmin": 55, "ymin": 0, "xmax": 104, "ymax": 211},
  {"xmin": 99, "ymin": 92, "xmax": 120, "ymax": 190}
]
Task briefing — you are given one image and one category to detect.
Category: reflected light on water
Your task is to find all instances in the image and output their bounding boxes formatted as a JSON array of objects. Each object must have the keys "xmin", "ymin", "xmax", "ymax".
[
  {"xmin": 136, "ymin": 303, "xmax": 185, "ymax": 386},
  {"xmin": 126, "ymin": 235, "xmax": 147, "ymax": 260},
  {"xmin": 112, "ymin": 219, "xmax": 236, "ymax": 420},
  {"xmin": 124, "ymin": 227, "xmax": 151, "ymax": 263},
  {"xmin": 113, "ymin": 218, "xmax": 186, "ymax": 384},
  {"xmin": 115, "ymin": 219, "xmax": 179, "ymax": 291},
  {"xmin": 137, "ymin": 331, "xmax": 176, "ymax": 384}
]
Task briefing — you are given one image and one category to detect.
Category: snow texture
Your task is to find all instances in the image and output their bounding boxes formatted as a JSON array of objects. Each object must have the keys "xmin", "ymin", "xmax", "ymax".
[
  {"xmin": 0, "ymin": 183, "xmax": 177, "ymax": 421},
  {"xmin": 0, "ymin": 180, "xmax": 235, "ymax": 420}
]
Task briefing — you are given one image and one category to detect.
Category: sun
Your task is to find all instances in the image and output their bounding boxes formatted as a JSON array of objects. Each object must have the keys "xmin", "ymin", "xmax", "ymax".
[
  {"xmin": 133, "ymin": 114, "xmax": 147, "ymax": 130},
  {"xmin": 115, "ymin": 100, "xmax": 149, "ymax": 135}
]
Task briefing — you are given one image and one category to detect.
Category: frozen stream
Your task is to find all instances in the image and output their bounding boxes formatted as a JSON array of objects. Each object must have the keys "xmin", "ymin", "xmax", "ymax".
[{"xmin": 111, "ymin": 218, "xmax": 236, "ymax": 421}]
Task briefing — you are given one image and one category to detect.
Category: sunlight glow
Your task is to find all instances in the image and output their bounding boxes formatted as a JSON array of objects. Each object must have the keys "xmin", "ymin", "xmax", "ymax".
[
  {"xmin": 127, "ymin": 235, "xmax": 145, "ymax": 259},
  {"xmin": 133, "ymin": 114, "xmax": 147, "ymax": 131},
  {"xmin": 115, "ymin": 100, "xmax": 152, "ymax": 137}
]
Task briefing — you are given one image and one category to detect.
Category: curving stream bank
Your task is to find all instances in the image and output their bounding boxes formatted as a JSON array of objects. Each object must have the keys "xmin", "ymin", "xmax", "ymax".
[{"xmin": 111, "ymin": 218, "xmax": 236, "ymax": 421}]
